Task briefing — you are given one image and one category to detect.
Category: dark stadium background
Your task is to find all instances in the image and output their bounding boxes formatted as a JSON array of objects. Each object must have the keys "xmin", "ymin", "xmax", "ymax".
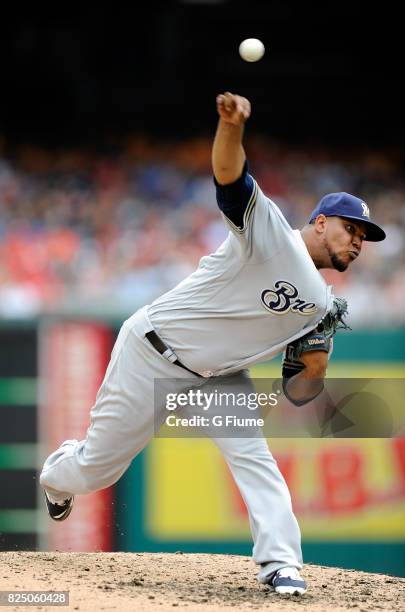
[{"xmin": 1, "ymin": 1, "xmax": 402, "ymax": 148}]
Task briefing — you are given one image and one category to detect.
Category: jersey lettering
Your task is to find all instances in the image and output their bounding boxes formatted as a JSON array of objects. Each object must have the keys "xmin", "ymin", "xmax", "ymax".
[{"xmin": 261, "ymin": 280, "xmax": 318, "ymax": 316}]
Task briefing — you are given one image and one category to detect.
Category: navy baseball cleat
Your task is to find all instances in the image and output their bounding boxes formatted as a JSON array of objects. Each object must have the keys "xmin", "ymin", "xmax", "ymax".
[
  {"xmin": 44, "ymin": 490, "xmax": 74, "ymax": 521},
  {"xmin": 269, "ymin": 567, "xmax": 307, "ymax": 595}
]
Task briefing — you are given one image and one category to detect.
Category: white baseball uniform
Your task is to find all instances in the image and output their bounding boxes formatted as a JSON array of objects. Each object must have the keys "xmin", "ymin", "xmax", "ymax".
[{"xmin": 40, "ymin": 164, "xmax": 334, "ymax": 582}]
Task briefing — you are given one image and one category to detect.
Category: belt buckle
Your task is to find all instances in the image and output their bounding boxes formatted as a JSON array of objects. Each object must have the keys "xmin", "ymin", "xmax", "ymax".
[{"xmin": 201, "ymin": 370, "xmax": 214, "ymax": 378}]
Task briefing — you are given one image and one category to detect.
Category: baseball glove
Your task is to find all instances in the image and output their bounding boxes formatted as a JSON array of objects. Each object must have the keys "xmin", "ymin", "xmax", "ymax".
[{"xmin": 282, "ymin": 297, "xmax": 351, "ymax": 380}]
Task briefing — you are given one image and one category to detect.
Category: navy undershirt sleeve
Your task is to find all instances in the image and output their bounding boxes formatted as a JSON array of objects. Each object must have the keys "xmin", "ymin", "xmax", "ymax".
[{"xmin": 213, "ymin": 161, "xmax": 255, "ymax": 229}]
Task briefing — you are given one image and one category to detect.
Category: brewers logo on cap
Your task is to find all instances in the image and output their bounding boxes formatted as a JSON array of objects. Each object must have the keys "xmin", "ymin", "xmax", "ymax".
[{"xmin": 361, "ymin": 202, "xmax": 370, "ymax": 218}]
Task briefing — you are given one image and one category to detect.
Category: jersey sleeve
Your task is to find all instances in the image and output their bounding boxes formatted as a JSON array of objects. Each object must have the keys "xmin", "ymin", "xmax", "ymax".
[
  {"xmin": 214, "ymin": 161, "xmax": 294, "ymax": 261},
  {"xmin": 214, "ymin": 161, "xmax": 257, "ymax": 231}
]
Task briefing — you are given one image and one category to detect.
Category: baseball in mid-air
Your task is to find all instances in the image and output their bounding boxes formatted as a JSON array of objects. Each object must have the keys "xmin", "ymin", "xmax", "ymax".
[{"xmin": 239, "ymin": 38, "xmax": 265, "ymax": 62}]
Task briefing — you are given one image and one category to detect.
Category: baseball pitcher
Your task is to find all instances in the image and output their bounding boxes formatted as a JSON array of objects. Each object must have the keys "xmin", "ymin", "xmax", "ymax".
[{"xmin": 40, "ymin": 92, "xmax": 385, "ymax": 595}]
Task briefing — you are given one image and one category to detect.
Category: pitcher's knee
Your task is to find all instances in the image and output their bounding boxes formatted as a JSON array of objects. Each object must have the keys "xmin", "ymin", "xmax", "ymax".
[
  {"xmin": 40, "ymin": 439, "xmax": 130, "ymax": 496},
  {"xmin": 40, "ymin": 460, "xmax": 94, "ymax": 496},
  {"xmin": 40, "ymin": 453, "xmax": 113, "ymax": 496}
]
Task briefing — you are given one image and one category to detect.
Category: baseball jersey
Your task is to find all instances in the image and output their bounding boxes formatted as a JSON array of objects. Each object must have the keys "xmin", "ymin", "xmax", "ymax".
[{"xmin": 148, "ymin": 164, "xmax": 334, "ymax": 377}]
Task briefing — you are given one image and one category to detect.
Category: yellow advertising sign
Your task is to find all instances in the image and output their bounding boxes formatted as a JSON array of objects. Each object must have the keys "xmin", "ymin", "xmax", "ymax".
[{"xmin": 146, "ymin": 438, "xmax": 405, "ymax": 541}]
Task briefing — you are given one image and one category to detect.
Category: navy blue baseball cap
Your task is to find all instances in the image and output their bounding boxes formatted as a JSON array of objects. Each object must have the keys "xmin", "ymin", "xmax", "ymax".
[{"xmin": 309, "ymin": 192, "xmax": 386, "ymax": 242}]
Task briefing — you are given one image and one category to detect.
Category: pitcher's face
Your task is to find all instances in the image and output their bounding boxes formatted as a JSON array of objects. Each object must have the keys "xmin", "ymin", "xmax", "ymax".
[{"xmin": 322, "ymin": 216, "xmax": 366, "ymax": 271}]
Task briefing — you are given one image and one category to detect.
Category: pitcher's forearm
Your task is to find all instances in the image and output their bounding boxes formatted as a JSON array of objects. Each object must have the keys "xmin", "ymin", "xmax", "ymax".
[
  {"xmin": 283, "ymin": 368, "xmax": 325, "ymax": 405},
  {"xmin": 212, "ymin": 92, "xmax": 251, "ymax": 184},
  {"xmin": 212, "ymin": 119, "xmax": 246, "ymax": 185},
  {"xmin": 283, "ymin": 350, "xmax": 327, "ymax": 406}
]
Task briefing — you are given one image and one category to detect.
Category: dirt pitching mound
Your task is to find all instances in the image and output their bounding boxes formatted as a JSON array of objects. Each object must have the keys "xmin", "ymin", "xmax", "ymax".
[{"xmin": 0, "ymin": 552, "xmax": 403, "ymax": 612}]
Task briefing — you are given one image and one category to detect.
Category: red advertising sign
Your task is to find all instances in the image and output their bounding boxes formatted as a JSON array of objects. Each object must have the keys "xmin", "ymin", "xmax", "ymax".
[{"xmin": 39, "ymin": 321, "xmax": 113, "ymax": 551}]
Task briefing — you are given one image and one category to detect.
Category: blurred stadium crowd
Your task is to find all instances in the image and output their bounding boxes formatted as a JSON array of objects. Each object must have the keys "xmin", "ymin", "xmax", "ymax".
[{"xmin": 0, "ymin": 137, "xmax": 404, "ymax": 326}]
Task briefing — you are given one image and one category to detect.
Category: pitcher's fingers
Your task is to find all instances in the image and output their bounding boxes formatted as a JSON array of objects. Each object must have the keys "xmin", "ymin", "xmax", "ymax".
[
  {"xmin": 242, "ymin": 99, "xmax": 251, "ymax": 120},
  {"xmin": 236, "ymin": 102, "xmax": 245, "ymax": 115},
  {"xmin": 223, "ymin": 92, "xmax": 235, "ymax": 112},
  {"xmin": 236, "ymin": 101, "xmax": 250, "ymax": 120}
]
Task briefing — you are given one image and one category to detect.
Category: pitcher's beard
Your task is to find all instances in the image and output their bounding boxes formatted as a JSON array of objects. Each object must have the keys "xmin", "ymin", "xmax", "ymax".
[
  {"xmin": 330, "ymin": 253, "xmax": 348, "ymax": 272},
  {"xmin": 324, "ymin": 239, "xmax": 348, "ymax": 272}
]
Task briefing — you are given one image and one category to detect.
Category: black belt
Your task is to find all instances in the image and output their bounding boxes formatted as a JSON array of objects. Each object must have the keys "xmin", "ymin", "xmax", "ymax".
[{"xmin": 145, "ymin": 331, "xmax": 201, "ymax": 377}]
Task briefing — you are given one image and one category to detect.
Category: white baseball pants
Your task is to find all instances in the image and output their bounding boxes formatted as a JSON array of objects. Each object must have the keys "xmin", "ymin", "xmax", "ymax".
[{"xmin": 40, "ymin": 306, "xmax": 303, "ymax": 580}]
